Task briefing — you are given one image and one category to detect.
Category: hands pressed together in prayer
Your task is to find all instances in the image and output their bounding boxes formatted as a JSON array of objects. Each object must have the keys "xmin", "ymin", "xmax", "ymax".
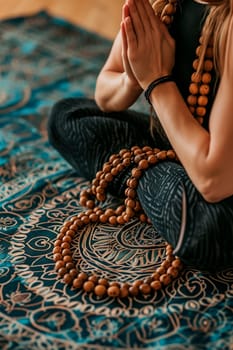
[{"xmin": 121, "ymin": 0, "xmax": 175, "ymax": 90}]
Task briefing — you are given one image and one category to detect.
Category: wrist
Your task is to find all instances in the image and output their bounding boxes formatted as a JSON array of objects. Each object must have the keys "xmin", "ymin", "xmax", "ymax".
[{"xmin": 144, "ymin": 75, "xmax": 174, "ymax": 105}]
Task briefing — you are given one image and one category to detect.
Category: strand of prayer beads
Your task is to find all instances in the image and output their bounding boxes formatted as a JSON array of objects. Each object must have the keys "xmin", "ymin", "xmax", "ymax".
[{"xmin": 53, "ymin": 146, "xmax": 183, "ymax": 299}]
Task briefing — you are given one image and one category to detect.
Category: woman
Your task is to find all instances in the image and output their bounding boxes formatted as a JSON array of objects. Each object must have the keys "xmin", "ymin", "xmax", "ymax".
[{"xmin": 48, "ymin": 0, "xmax": 233, "ymax": 271}]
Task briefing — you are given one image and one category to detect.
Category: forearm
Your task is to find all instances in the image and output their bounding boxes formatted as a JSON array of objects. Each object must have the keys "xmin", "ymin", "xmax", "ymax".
[
  {"xmin": 149, "ymin": 82, "xmax": 216, "ymax": 199},
  {"xmin": 95, "ymin": 70, "xmax": 142, "ymax": 112}
]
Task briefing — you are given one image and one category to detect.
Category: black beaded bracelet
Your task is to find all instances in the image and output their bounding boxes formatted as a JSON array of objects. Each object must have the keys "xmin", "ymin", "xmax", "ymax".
[{"xmin": 144, "ymin": 75, "xmax": 174, "ymax": 105}]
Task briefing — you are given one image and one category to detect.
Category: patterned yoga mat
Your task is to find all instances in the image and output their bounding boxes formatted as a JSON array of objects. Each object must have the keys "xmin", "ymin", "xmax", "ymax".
[{"xmin": 0, "ymin": 12, "xmax": 232, "ymax": 350}]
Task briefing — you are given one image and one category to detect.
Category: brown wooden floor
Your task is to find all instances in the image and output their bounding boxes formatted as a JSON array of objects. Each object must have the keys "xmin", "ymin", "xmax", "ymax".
[{"xmin": 0, "ymin": 0, "xmax": 124, "ymax": 39}]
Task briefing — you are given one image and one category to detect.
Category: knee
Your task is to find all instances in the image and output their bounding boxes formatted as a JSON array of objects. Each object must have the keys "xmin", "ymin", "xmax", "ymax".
[
  {"xmin": 47, "ymin": 98, "xmax": 71, "ymax": 146},
  {"xmin": 48, "ymin": 97, "xmax": 95, "ymax": 146}
]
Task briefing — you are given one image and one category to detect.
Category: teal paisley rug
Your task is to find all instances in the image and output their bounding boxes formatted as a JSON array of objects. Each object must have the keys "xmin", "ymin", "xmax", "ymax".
[{"xmin": 0, "ymin": 12, "xmax": 233, "ymax": 350}]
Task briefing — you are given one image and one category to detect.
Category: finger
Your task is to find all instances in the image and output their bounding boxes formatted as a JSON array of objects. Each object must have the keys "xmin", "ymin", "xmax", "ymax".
[
  {"xmin": 122, "ymin": 3, "xmax": 130, "ymax": 21},
  {"xmin": 124, "ymin": 15, "xmax": 138, "ymax": 52},
  {"xmin": 127, "ymin": 0, "xmax": 145, "ymax": 37},
  {"xmin": 141, "ymin": 0, "xmax": 160, "ymax": 29},
  {"xmin": 121, "ymin": 21, "xmax": 128, "ymax": 59}
]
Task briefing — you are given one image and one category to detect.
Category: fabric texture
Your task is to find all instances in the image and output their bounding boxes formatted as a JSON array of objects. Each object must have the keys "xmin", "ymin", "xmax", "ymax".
[
  {"xmin": 48, "ymin": 97, "xmax": 233, "ymax": 271},
  {"xmin": 0, "ymin": 12, "xmax": 233, "ymax": 350}
]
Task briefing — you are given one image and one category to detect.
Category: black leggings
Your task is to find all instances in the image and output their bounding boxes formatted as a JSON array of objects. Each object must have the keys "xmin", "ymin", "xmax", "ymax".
[{"xmin": 48, "ymin": 97, "xmax": 233, "ymax": 271}]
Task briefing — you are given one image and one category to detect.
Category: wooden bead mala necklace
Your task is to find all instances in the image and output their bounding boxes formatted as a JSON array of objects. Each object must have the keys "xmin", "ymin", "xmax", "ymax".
[{"xmin": 53, "ymin": 0, "xmax": 214, "ymax": 299}]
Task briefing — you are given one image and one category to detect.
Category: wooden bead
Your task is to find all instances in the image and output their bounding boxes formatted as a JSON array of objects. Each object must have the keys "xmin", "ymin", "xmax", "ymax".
[
  {"xmin": 116, "ymin": 215, "xmax": 126, "ymax": 225},
  {"xmin": 143, "ymin": 277, "xmax": 153, "ymax": 284},
  {"xmin": 78, "ymin": 272, "xmax": 88, "ymax": 281},
  {"xmin": 89, "ymin": 213, "xmax": 99, "ymax": 222},
  {"xmin": 99, "ymin": 179, "xmax": 108, "ymax": 188},
  {"xmin": 53, "ymin": 246, "xmax": 62, "ymax": 254},
  {"xmin": 160, "ymin": 274, "xmax": 172, "ymax": 285},
  {"xmin": 189, "ymin": 83, "xmax": 199, "ymax": 95},
  {"xmin": 133, "ymin": 280, "xmax": 143, "ymax": 288},
  {"xmin": 192, "ymin": 58, "xmax": 199, "ymax": 70},
  {"xmin": 204, "ymin": 59, "xmax": 213, "ymax": 71},
  {"xmin": 111, "ymin": 167, "xmax": 118, "ymax": 176},
  {"xmin": 125, "ymin": 198, "xmax": 136, "ymax": 208},
  {"xmin": 187, "ymin": 95, "xmax": 197, "ymax": 106},
  {"xmin": 161, "ymin": 260, "xmax": 171, "ymax": 269},
  {"xmin": 197, "ymin": 95, "xmax": 208, "ymax": 106},
  {"xmin": 86, "ymin": 200, "xmax": 95, "ymax": 209},
  {"xmin": 53, "ymin": 253, "xmax": 63, "ymax": 262},
  {"xmin": 123, "ymin": 157, "xmax": 131, "ymax": 166},
  {"xmin": 148, "ymin": 154, "xmax": 158, "ymax": 164},
  {"xmin": 156, "ymin": 266, "xmax": 166, "ymax": 275},
  {"xmin": 54, "ymin": 239, "xmax": 62, "ymax": 247},
  {"xmin": 115, "ymin": 205, "xmax": 125, "ymax": 215},
  {"xmin": 80, "ymin": 215, "xmax": 90, "ymax": 224},
  {"xmin": 73, "ymin": 278, "xmax": 84, "ymax": 289},
  {"xmin": 58, "ymin": 267, "xmax": 67, "ymax": 277},
  {"xmin": 202, "ymin": 72, "xmax": 211, "ymax": 84},
  {"xmin": 125, "ymin": 188, "xmax": 136, "ymax": 199},
  {"xmin": 61, "ymin": 242, "xmax": 70, "ymax": 249},
  {"xmin": 107, "ymin": 286, "xmax": 120, "ymax": 298},
  {"xmin": 62, "ymin": 235, "xmax": 72, "ymax": 243},
  {"xmin": 131, "ymin": 168, "xmax": 142, "ymax": 178},
  {"xmin": 163, "ymin": 3, "xmax": 175, "ymax": 15},
  {"xmin": 63, "ymin": 273, "xmax": 73, "ymax": 285},
  {"xmin": 99, "ymin": 214, "xmax": 108, "ymax": 223},
  {"xmin": 191, "ymin": 72, "xmax": 202, "ymax": 83},
  {"xmin": 134, "ymin": 154, "xmax": 144, "ymax": 163},
  {"xmin": 105, "ymin": 173, "xmax": 113, "ymax": 182},
  {"xmin": 139, "ymin": 283, "xmax": 151, "ymax": 295},
  {"xmin": 105, "ymin": 208, "xmax": 115, "ymax": 217},
  {"xmin": 55, "ymin": 260, "xmax": 65, "ymax": 270},
  {"xmin": 196, "ymin": 106, "xmax": 206, "ymax": 117},
  {"xmin": 125, "ymin": 207, "xmax": 135, "ymax": 218},
  {"xmin": 62, "ymin": 248, "xmax": 72, "ymax": 256},
  {"xmin": 172, "ymin": 259, "xmax": 183, "ymax": 270},
  {"xmin": 151, "ymin": 280, "xmax": 162, "ymax": 291},
  {"xmin": 122, "ymin": 151, "xmax": 131, "ymax": 158},
  {"xmin": 139, "ymin": 213, "xmax": 148, "ymax": 222},
  {"xmin": 103, "ymin": 164, "xmax": 112, "ymax": 173},
  {"xmin": 199, "ymin": 84, "xmax": 209, "ymax": 95},
  {"xmin": 109, "ymin": 281, "xmax": 121, "ymax": 288},
  {"xmin": 167, "ymin": 266, "xmax": 179, "ymax": 278},
  {"xmin": 66, "ymin": 262, "xmax": 75, "ymax": 270},
  {"xmin": 129, "ymin": 286, "xmax": 139, "ymax": 296},
  {"xmin": 162, "ymin": 15, "xmax": 173, "ymax": 25},
  {"xmin": 156, "ymin": 150, "xmax": 167, "ymax": 160},
  {"xmin": 206, "ymin": 47, "xmax": 213, "ymax": 58},
  {"xmin": 88, "ymin": 275, "xmax": 99, "ymax": 284},
  {"xmin": 120, "ymin": 286, "xmax": 129, "ymax": 298},
  {"xmin": 98, "ymin": 278, "xmax": 109, "ymax": 287},
  {"xmin": 94, "ymin": 284, "xmax": 107, "ymax": 297},
  {"xmin": 63, "ymin": 255, "xmax": 73, "ymax": 263},
  {"xmin": 151, "ymin": 272, "xmax": 160, "ymax": 281},
  {"xmin": 83, "ymin": 281, "xmax": 95, "ymax": 293},
  {"xmin": 96, "ymin": 193, "xmax": 106, "ymax": 202},
  {"xmin": 138, "ymin": 159, "xmax": 149, "ymax": 170},
  {"xmin": 166, "ymin": 149, "xmax": 176, "ymax": 159},
  {"xmin": 109, "ymin": 216, "xmax": 117, "ymax": 225}
]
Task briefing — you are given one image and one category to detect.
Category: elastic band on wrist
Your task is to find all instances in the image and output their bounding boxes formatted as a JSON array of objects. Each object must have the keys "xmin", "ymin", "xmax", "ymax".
[{"xmin": 144, "ymin": 75, "xmax": 174, "ymax": 105}]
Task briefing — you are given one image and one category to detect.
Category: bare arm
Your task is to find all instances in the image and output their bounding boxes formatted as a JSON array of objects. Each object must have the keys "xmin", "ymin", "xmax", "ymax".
[
  {"xmin": 95, "ymin": 6, "xmax": 143, "ymax": 112},
  {"xmin": 124, "ymin": 0, "xmax": 233, "ymax": 202}
]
